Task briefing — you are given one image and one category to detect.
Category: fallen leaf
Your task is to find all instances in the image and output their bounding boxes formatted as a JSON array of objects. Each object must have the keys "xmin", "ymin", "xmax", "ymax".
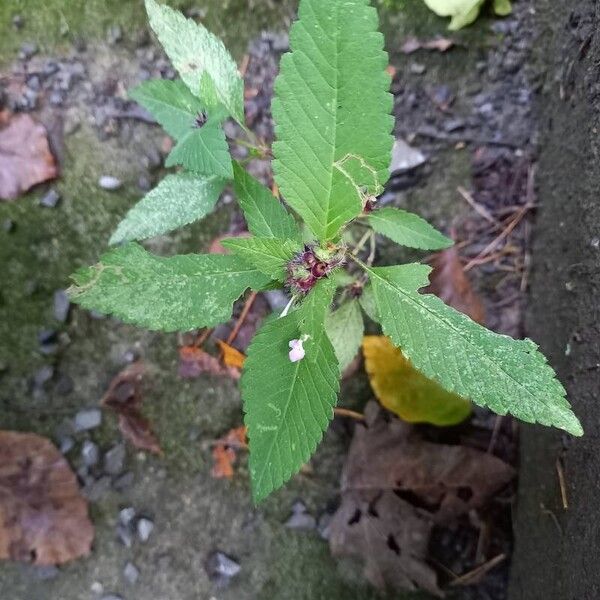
[
  {"xmin": 0, "ymin": 431, "xmax": 94, "ymax": 565},
  {"xmin": 363, "ymin": 336, "xmax": 471, "ymax": 426},
  {"xmin": 101, "ymin": 362, "xmax": 162, "ymax": 455},
  {"xmin": 211, "ymin": 426, "xmax": 247, "ymax": 479},
  {"xmin": 401, "ymin": 36, "xmax": 455, "ymax": 54},
  {"xmin": 178, "ymin": 345, "xmax": 240, "ymax": 380},
  {"xmin": 425, "ymin": 246, "xmax": 486, "ymax": 324},
  {"xmin": 217, "ymin": 340, "xmax": 246, "ymax": 368},
  {"xmin": 330, "ymin": 403, "xmax": 514, "ymax": 594},
  {"xmin": 0, "ymin": 112, "xmax": 58, "ymax": 200}
]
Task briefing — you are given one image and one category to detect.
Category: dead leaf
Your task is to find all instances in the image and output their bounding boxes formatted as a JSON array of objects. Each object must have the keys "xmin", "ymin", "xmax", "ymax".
[
  {"xmin": 363, "ymin": 336, "xmax": 471, "ymax": 426},
  {"xmin": 401, "ymin": 36, "xmax": 455, "ymax": 54},
  {"xmin": 0, "ymin": 112, "xmax": 58, "ymax": 201},
  {"xmin": 101, "ymin": 362, "xmax": 162, "ymax": 455},
  {"xmin": 211, "ymin": 426, "xmax": 247, "ymax": 479},
  {"xmin": 178, "ymin": 346, "xmax": 240, "ymax": 380},
  {"xmin": 425, "ymin": 247, "xmax": 486, "ymax": 324},
  {"xmin": 216, "ymin": 340, "xmax": 246, "ymax": 369},
  {"xmin": 329, "ymin": 403, "xmax": 514, "ymax": 595},
  {"xmin": 0, "ymin": 431, "xmax": 94, "ymax": 565}
]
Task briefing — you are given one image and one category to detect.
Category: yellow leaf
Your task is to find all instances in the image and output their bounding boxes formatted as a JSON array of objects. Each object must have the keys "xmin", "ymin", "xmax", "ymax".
[
  {"xmin": 216, "ymin": 340, "xmax": 246, "ymax": 369},
  {"xmin": 363, "ymin": 336, "xmax": 471, "ymax": 426}
]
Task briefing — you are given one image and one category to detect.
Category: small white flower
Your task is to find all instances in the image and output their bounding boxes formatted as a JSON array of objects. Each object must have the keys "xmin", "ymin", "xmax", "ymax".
[{"xmin": 288, "ymin": 336, "xmax": 308, "ymax": 363}]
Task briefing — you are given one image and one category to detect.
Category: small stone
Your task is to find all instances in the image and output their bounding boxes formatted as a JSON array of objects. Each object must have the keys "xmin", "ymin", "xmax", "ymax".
[
  {"xmin": 123, "ymin": 562, "xmax": 140, "ymax": 585},
  {"xmin": 104, "ymin": 443, "xmax": 126, "ymax": 475},
  {"xmin": 38, "ymin": 329, "xmax": 57, "ymax": 345},
  {"xmin": 81, "ymin": 440, "xmax": 100, "ymax": 466},
  {"xmin": 83, "ymin": 476, "xmax": 112, "ymax": 502},
  {"xmin": 19, "ymin": 42, "xmax": 38, "ymax": 60},
  {"xmin": 116, "ymin": 523, "xmax": 134, "ymax": 548},
  {"xmin": 317, "ymin": 511, "xmax": 333, "ymax": 540},
  {"xmin": 33, "ymin": 365, "xmax": 54, "ymax": 388},
  {"xmin": 90, "ymin": 581, "xmax": 104, "ymax": 594},
  {"xmin": 389, "ymin": 138, "xmax": 426, "ymax": 173},
  {"xmin": 74, "ymin": 408, "xmax": 102, "ymax": 432},
  {"xmin": 591, "ymin": 237, "xmax": 600, "ymax": 249},
  {"xmin": 107, "ymin": 25, "xmax": 123, "ymax": 46},
  {"xmin": 27, "ymin": 75, "xmax": 41, "ymax": 91},
  {"xmin": 43, "ymin": 61, "xmax": 60, "ymax": 77},
  {"xmin": 40, "ymin": 189, "xmax": 61, "ymax": 208},
  {"xmin": 98, "ymin": 175, "xmax": 123, "ymax": 191},
  {"xmin": 2, "ymin": 218, "xmax": 15, "ymax": 233},
  {"xmin": 410, "ymin": 62, "xmax": 426, "ymax": 75},
  {"xmin": 59, "ymin": 436, "xmax": 75, "ymax": 454},
  {"xmin": 49, "ymin": 91, "xmax": 64, "ymax": 106},
  {"xmin": 205, "ymin": 551, "xmax": 241, "ymax": 586},
  {"xmin": 284, "ymin": 500, "xmax": 316, "ymax": 530},
  {"xmin": 53, "ymin": 290, "xmax": 71, "ymax": 322},
  {"xmin": 137, "ymin": 517, "xmax": 154, "ymax": 542},
  {"xmin": 12, "ymin": 15, "xmax": 24, "ymax": 29},
  {"xmin": 119, "ymin": 507, "xmax": 137, "ymax": 526},
  {"xmin": 138, "ymin": 175, "xmax": 152, "ymax": 191},
  {"xmin": 113, "ymin": 471, "xmax": 134, "ymax": 491}
]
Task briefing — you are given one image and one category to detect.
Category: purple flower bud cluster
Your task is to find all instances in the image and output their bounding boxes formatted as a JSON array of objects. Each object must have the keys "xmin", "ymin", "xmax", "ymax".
[{"xmin": 286, "ymin": 244, "xmax": 345, "ymax": 295}]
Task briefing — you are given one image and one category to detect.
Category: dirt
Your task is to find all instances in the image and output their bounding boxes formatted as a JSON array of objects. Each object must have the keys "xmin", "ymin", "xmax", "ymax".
[
  {"xmin": 509, "ymin": 1, "xmax": 600, "ymax": 598},
  {"xmin": 0, "ymin": 0, "xmax": 560, "ymax": 598}
]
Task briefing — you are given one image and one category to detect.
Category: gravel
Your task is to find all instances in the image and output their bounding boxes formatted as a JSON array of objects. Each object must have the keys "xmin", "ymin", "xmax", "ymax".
[
  {"xmin": 74, "ymin": 408, "xmax": 102, "ymax": 432},
  {"xmin": 284, "ymin": 500, "xmax": 316, "ymax": 530},
  {"xmin": 136, "ymin": 517, "xmax": 154, "ymax": 542},
  {"xmin": 103, "ymin": 443, "xmax": 126, "ymax": 475},
  {"xmin": 119, "ymin": 507, "xmax": 136, "ymax": 526},
  {"xmin": 40, "ymin": 189, "xmax": 61, "ymax": 208},
  {"xmin": 205, "ymin": 551, "xmax": 241, "ymax": 586},
  {"xmin": 83, "ymin": 475, "xmax": 112, "ymax": 503},
  {"xmin": 123, "ymin": 562, "xmax": 140, "ymax": 585},
  {"xmin": 81, "ymin": 440, "xmax": 100, "ymax": 467}
]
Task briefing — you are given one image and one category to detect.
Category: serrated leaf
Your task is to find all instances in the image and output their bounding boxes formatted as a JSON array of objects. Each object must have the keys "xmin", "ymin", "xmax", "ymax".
[
  {"xmin": 272, "ymin": 0, "xmax": 394, "ymax": 240},
  {"xmin": 233, "ymin": 162, "xmax": 300, "ymax": 241},
  {"xmin": 368, "ymin": 207, "xmax": 453, "ymax": 250},
  {"xmin": 367, "ymin": 263, "xmax": 583, "ymax": 436},
  {"xmin": 68, "ymin": 243, "xmax": 270, "ymax": 332},
  {"xmin": 165, "ymin": 120, "xmax": 232, "ymax": 178},
  {"xmin": 242, "ymin": 280, "xmax": 340, "ymax": 502},
  {"xmin": 129, "ymin": 78, "xmax": 206, "ymax": 140},
  {"xmin": 326, "ymin": 300, "xmax": 364, "ymax": 372},
  {"xmin": 110, "ymin": 173, "xmax": 225, "ymax": 244},
  {"xmin": 363, "ymin": 335, "xmax": 471, "ymax": 426},
  {"xmin": 359, "ymin": 285, "xmax": 380, "ymax": 322},
  {"xmin": 221, "ymin": 236, "xmax": 300, "ymax": 281},
  {"xmin": 145, "ymin": 0, "xmax": 244, "ymax": 123}
]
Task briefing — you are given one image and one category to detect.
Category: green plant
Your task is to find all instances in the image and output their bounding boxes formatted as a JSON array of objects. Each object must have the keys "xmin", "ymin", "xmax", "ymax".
[{"xmin": 68, "ymin": 0, "xmax": 581, "ymax": 503}]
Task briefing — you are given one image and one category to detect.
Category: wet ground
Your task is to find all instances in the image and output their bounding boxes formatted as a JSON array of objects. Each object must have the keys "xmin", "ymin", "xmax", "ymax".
[{"xmin": 0, "ymin": 1, "xmax": 538, "ymax": 598}]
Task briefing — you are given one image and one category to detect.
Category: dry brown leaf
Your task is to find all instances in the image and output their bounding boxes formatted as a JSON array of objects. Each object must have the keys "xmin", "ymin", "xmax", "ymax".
[
  {"xmin": 401, "ymin": 36, "xmax": 455, "ymax": 54},
  {"xmin": 0, "ymin": 112, "xmax": 58, "ymax": 201},
  {"xmin": 216, "ymin": 340, "xmax": 246, "ymax": 369},
  {"xmin": 0, "ymin": 431, "xmax": 94, "ymax": 565},
  {"xmin": 329, "ymin": 403, "xmax": 514, "ymax": 595},
  {"xmin": 425, "ymin": 246, "xmax": 486, "ymax": 324},
  {"xmin": 178, "ymin": 346, "xmax": 240, "ymax": 380},
  {"xmin": 101, "ymin": 362, "xmax": 162, "ymax": 455},
  {"xmin": 211, "ymin": 426, "xmax": 247, "ymax": 479}
]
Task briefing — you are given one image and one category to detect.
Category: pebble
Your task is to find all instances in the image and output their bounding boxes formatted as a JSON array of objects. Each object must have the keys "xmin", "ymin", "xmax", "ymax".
[
  {"xmin": 317, "ymin": 512, "xmax": 333, "ymax": 540},
  {"xmin": 123, "ymin": 562, "xmax": 140, "ymax": 585},
  {"xmin": 113, "ymin": 471, "xmax": 134, "ymax": 491},
  {"xmin": 284, "ymin": 500, "xmax": 316, "ymax": 530},
  {"xmin": 104, "ymin": 443, "xmax": 126, "ymax": 475},
  {"xmin": 81, "ymin": 440, "xmax": 100, "ymax": 467},
  {"xmin": 137, "ymin": 517, "xmax": 154, "ymax": 542},
  {"xmin": 84, "ymin": 476, "xmax": 112, "ymax": 502},
  {"xmin": 19, "ymin": 42, "xmax": 38, "ymax": 60},
  {"xmin": 116, "ymin": 523, "xmax": 134, "ymax": 548},
  {"xmin": 119, "ymin": 507, "xmax": 137, "ymax": 526},
  {"xmin": 137, "ymin": 175, "xmax": 152, "ymax": 191},
  {"xmin": 53, "ymin": 290, "xmax": 71, "ymax": 322},
  {"xmin": 12, "ymin": 15, "xmax": 24, "ymax": 29},
  {"xmin": 74, "ymin": 408, "xmax": 102, "ymax": 432},
  {"xmin": 33, "ymin": 365, "xmax": 54, "ymax": 388},
  {"xmin": 90, "ymin": 581, "xmax": 104, "ymax": 594},
  {"xmin": 59, "ymin": 436, "xmax": 75, "ymax": 454},
  {"xmin": 409, "ymin": 62, "xmax": 426, "ymax": 75},
  {"xmin": 205, "ymin": 551, "xmax": 241, "ymax": 585},
  {"xmin": 40, "ymin": 189, "xmax": 61, "ymax": 208},
  {"xmin": 98, "ymin": 175, "xmax": 123, "ymax": 191},
  {"xmin": 2, "ymin": 218, "xmax": 15, "ymax": 233},
  {"xmin": 49, "ymin": 91, "xmax": 64, "ymax": 106}
]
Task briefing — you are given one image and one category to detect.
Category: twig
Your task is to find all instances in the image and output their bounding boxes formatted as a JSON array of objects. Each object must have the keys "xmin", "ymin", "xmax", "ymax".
[
  {"xmin": 239, "ymin": 54, "xmax": 250, "ymax": 78},
  {"xmin": 195, "ymin": 328, "xmax": 214, "ymax": 347},
  {"xmin": 457, "ymin": 186, "xmax": 501, "ymax": 227},
  {"xmin": 352, "ymin": 230, "xmax": 374, "ymax": 256},
  {"xmin": 449, "ymin": 554, "xmax": 507, "ymax": 587},
  {"xmin": 487, "ymin": 416, "xmax": 504, "ymax": 454},
  {"xmin": 556, "ymin": 458, "xmax": 569, "ymax": 510},
  {"xmin": 227, "ymin": 292, "xmax": 258, "ymax": 345},
  {"xmin": 334, "ymin": 407, "xmax": 365, "ymax": 421}
]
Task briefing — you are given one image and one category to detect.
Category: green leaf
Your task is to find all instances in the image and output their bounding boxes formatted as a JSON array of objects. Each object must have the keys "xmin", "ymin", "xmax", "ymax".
[
  {"xmin": 493, "ymin": 0, "xmax": 512, "ymax": 16},
  {"xmin": 272, "ymin": 0, "xmax": 394, "ymax": 241},
  {"xmin": 145, "ymin": 0, "xmax": 244, "ymax": 123},
  {"xmin": 110, "ymin": 173, "xmax": 225, "ymax": 244},
  {"xmin": 368, "ymin": 207, "xmax": 453, "ymax": 250},
  {"xmin": 242, "ymin": 279, "xmax": 339, "ymax": 502},
  {"xmin": 129, "ymin": 78, "xmax": 206, "ymax": 140},
  {"xmin": 325, "ymin": 300, "xmax": 365, "ymax": 372},
  {"xmin": 221, "ymin": 236, "xmax": 300, "ymax": 281},
  {"xmin": 165, "ymin": 120, "xmax": 232, "ymax": 178},
  {"xmin": 233, "ymin": 162, "xmax": 300, "ymax": 241},
  {"xmin": 359, "ymin": 285, "xmax": 380, "ymax": 322},
  {"xmin": 367, "ymin": 263, "xmax": 583, "ymax": 436},
  {"xmin": 68, "ymin": 243, "xmax": 270, "ymax": 332}
]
